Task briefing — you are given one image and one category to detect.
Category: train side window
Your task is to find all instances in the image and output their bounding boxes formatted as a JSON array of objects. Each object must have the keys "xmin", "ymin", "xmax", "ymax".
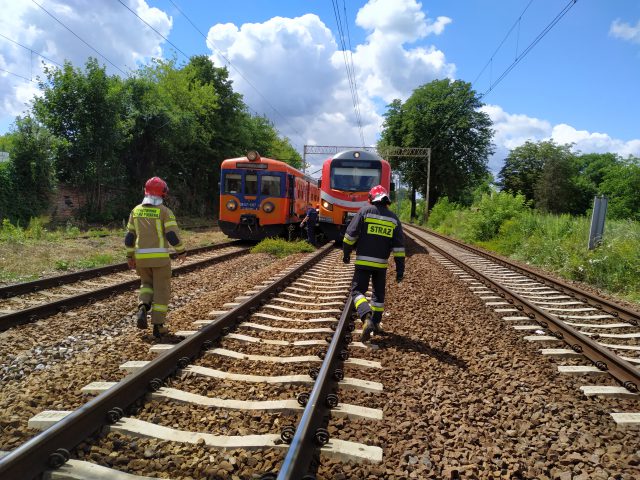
[
  {"xmin": 261, "ymin": 175, "xmax": 281, "ymax": 196},
  {"xmin": 245, "ymin": 174, "xmax": 258, "ymax": 195},
  {"xmin": 224, "ymin": 173, "xmax": 241, "ymax": 193}
]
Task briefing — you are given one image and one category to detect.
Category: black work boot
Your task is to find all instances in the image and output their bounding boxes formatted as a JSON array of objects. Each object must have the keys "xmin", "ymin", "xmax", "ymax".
[
  {"xmin": 136, "ymin": 304, "xmax": 149, "ymax": 329},
  {"xmin": 360, "ymin": 313, "xmax": 374, "ymax": 343},
  {"xmin": 152, "ymin": 324, "xmax": 169, "ymax": 338},
  {"xmin": 372, "ymin": 322, "xmax": 383, "ymax": 335}
]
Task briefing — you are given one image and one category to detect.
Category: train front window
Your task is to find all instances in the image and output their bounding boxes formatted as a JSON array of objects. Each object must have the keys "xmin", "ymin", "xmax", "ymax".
[
  {"xmin": 330, "ymin": 163, "xmax": 381, "ymax": 191},
  {"xmin": 245, "ymin": 174, "xmax": 258, "ymax": 195},
  {"xmin": 224, "ymin": 173, "xmax": 241, "ymax": 193},
  {"xmin": 261, "ymin": 175, "xmax": 281, "ymax": 196}
]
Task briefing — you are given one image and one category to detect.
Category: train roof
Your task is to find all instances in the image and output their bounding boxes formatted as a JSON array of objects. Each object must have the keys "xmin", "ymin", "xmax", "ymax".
[
  {"xmin": 332, "ymin": 150, "xmax": 384, "ymax": 161},
  {"xmin": 221, "ymin": 156, "xmax": 317, "ymax": 184}
]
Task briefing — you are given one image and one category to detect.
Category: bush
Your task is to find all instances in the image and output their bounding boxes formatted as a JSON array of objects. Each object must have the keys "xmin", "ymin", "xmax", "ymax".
[
  {"xmin": 466, "ymin": 192, "xmax": 531, "ymax": 241},
  {"xmin": 251, "ymin": 238, "xmax": 316, "ymax": 258},
  {"xmin": 0, "ymin": 218, "xmax": 28, "ymax": 243},
  {"xmin": 427, "ymin": 197, "xmax": 458, "ymax": 229}
]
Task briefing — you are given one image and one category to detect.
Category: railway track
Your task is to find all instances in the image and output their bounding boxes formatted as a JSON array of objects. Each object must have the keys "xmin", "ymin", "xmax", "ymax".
[
  {"xmin": 0, "ymin": 244, "xmax": 384, "ymax": 479},
  {"xmin": 405, "ymin": 224, "xmax": 640, "ymax": 428},
  {"xmin": 0, "ymin": 241, "xmax": 249, "ymax": 331}
]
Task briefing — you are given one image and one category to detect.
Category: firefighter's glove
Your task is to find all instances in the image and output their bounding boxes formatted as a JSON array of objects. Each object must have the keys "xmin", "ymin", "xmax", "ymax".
[
  {"xmin": 396, "ymin": 273, "xmax": 403, "ymax": 283},
  {"xmin": 177, "ymin": 252, "xmax": 187, "ymax": 265},
  {"xmin": 127, "ymin": 257, "xmax": 136, "ymax": 270},
  {"xmin": 342, "ymin": 254, "xmax": 350, "ymax": 264}
]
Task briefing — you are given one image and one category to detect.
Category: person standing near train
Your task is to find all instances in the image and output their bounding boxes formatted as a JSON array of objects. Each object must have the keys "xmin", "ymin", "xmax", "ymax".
[
  {"xmin": 342, "ymin": 185, "xmax": 405, "ymax": 343},
  {"xmin": 124, "ymin": 177, "xmax": 186, "ymax": 339},
  {"xmin": 300, "ymin": 203, "xmax": 319, "ymax": 247}
]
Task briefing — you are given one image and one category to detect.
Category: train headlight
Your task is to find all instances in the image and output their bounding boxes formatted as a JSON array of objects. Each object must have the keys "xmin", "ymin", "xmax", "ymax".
[
  {"xmin": 247, "ymin": 150, "xmax": 260, "ymax": 161},
  {"xmin": 226, "ymin": 199, "xmax": 238, "ymax": 211},
  {"xmin": 321, "ymin": 200, "xmax": 333, "ymax": 211},
  {"xmin": 262, "ymin": 201, "xmax": 275, "ymax": 213}
]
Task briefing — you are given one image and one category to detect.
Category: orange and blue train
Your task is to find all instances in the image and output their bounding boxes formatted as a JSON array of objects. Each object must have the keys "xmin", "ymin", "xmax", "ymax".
[
  {"xmin": 218, "ymin": 151, "xmax": 319, "ymax": 240},
  {"xmin": 317, "ymin": 149, "xmax": 392, "ymax": 241}
]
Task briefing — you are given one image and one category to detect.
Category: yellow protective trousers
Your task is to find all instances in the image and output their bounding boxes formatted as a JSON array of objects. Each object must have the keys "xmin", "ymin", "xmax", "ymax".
[{"xmin": 136, "ymin": 265, "xmax": 172, "ymax": 325}]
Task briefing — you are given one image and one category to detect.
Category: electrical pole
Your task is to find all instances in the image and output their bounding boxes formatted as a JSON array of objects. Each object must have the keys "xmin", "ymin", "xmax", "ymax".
[{"xmin": 423, "ymin": 148, "xmax": 431, "ymax": 224}]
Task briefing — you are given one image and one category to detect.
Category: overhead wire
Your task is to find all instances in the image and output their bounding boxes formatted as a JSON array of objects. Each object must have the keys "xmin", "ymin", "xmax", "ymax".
[
  {"xmin": 472, "ymin": 0, "xmax": 535, "ymax": 86},
  {"xmin": 0, "ymin": 67, "xmax": 37, "ymax": 83},
  {"xmin": 115, "ymin": 0, "xmax": 190, "ymax": 61},
  {"xmin": 30, "ymin": 0, "xmax": 129, "ymax": 76},
  {"xmin": 166, "ymin": 0, "xmax": 308, "ymax": 150},
  {"xmin": 331, "ymin": 0, "xmax": 365, "ymax": 146},
  {"xmin": 343, "ymin": 0, "xmax": 366, "ymax": 147},
  {"xmin": 0, "ymin": 33, "xmax": 64, "ymax": 69},
  {"xmin": 480, "ymin": 0, "xmax": 578, "ymax": 98},
  {"xmin": 424, "ymin": 0, "xmax": 579, "ymax": 151}
]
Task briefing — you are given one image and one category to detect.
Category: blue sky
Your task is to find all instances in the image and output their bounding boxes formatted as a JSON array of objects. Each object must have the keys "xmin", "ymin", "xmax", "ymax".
[{"xmin": 1, "ymin": 0, "xmax": 639, "ymax": 174}]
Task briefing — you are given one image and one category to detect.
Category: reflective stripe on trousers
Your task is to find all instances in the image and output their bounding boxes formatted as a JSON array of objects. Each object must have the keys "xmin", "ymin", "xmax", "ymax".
[
  {"xmin": 136, "ymin": 264, "xmax": 172, "ymax": 325},
  {"xmin": 350, "ymin": 267, "xmax": 387, "ymax": 324}
]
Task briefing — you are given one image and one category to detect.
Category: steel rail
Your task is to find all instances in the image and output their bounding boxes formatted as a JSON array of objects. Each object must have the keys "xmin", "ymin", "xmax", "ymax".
[
  {"xmin": 0, "ymin": 240, "xmax": 244, "ymax": 299},
  {"xmin": 408, "ymin": 224, "xmax": 640, "ymax": 326},
  {"xmin": 0, "ymin": 243, "xmax": 334, "ymax": 480},
  {"xmin": 276, "ymin": 297, "xmax": 354, "ymax": 480},
  {"xmin": 0, "ymin": 245, "xmax": 250, "ymax": 331},
  {"xmin": 405, "ymin": 226, "xmax": 640, "ymax": 393}
]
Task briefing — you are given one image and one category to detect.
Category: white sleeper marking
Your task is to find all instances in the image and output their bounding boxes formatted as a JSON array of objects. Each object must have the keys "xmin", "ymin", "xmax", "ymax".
[
  {"xmin": 182, "ymin": 365, "xmax": 383, "ymax": 393},
  {"xmin": 264, "ymin": 305, "xmax": 341, "ymax": 314},
  {"xmin": 522, "ymin": 335, "xmax": 559, "ymax": 342},
  {"xmin": 152, "ymin": 387, "xmax": 383, "ymax": 420},
  {"xmin": 610, "ymin": 412, "xmax": 640, "ymax": 427},
  {"xmin": 240, "ymin": 322, "xmax": 333, "ymax": 334},
  {"xmin": 81, "ymin": 381, "xmax": 118, "ymax": 394},
  {"xmin": 580, "ymin": 386, "xmax": 639, "ymax": 399},
  {"xmin": 252, "ymin": 312, "xmax": 336, "ymax": 323},
  {"xmin": 207, "ymin": 348, "xmax": 382, "ymax": 369},
  {"xmin": 557, "ymin": 365, "xmax": 605, "ymax": 375},
  {"xmin": 540, "ymin": 349, "xmax": 582, "ymax": 358},
  {"xmin": 50, "ymin": 459, "xmax": 160, "ymax": 479}
]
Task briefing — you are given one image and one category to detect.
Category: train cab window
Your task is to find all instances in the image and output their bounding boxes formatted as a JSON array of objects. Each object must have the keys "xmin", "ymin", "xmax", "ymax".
[
  {"xmin": 224, "ymin": 173, "xmax": 241, "ymax": 193},
  {"xmin": 331, "ymin": 161, "xmax": 381, "ymax": 192},
  {"xmin": 245, "ymin": 174, "xmax": 258, "ymax": 195},
  {"xmin": 261, "ymin": 175, "xmax": 281, "ymax": 196}
]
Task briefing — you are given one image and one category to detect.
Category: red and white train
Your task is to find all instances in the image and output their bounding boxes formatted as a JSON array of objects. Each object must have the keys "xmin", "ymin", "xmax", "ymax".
[{"xmin": 317, "ymin": 149, "xmax": 392, "ymax": 241}]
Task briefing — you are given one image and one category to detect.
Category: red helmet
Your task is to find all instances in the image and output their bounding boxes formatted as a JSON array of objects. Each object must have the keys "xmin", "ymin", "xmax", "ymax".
[
  {"xmin": 368, "ymin": 185, "xmax": 390, "ymax": 204},
  {"xmin": 144, "ymin": 177, "xmax": 168, "ymax": 197}
]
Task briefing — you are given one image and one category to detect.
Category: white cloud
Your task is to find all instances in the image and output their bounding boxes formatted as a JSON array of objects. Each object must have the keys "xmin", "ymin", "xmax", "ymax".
[
  {"xmin": 206, "ymin": 0, "xmax": 454, "ymax": 172},
  {"xmin": 610, "ymin": 18, "xmax": 640, "ymax": 44},
  {"xmin": 551, "ymin": 123, "xmax": 640, "ymax": 158},
  {"xmin": 0, "ymin": 0, "xmax": 172, "ymax": 123},
  {"xmin": 482, "ymin": 104, "xmax": 640, "ymax": 174}
]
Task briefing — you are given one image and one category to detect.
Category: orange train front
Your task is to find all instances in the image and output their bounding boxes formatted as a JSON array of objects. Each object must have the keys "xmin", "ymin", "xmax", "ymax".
[
  {"xmin": 317, "ymin": 149, "xmax": 392, "ymax": 241},
  {"xmin": 218, "ymin": 151, "xmax": 319, "ymax": 240}
]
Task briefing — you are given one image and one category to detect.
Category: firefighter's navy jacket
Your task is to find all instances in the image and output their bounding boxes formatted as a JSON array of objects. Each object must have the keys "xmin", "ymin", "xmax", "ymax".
[{"xmin": 342, "ymin": 204, "xmax": 405, "ymax": 276}]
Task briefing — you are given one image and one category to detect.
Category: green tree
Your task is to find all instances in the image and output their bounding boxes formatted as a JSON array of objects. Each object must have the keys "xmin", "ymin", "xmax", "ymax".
[
  {"xmin": 599, "ymin": 159, "xmax": 640, "ymax": 221},
  {"xmin": 4, "ymin": 116, "xmax": 56, "ymax": 221},
  {"xmin": 33, "ymin": 58, "xmax": 127, "ymax": 219},
  {"xmin": 498, "ymin": 140, "xmax": 583, "ymax": 213},
  {"xmin": 534, "ymin": 154, "xmax": 582, "ymax": 214},
  {"xmin": 570, "ymin": 152, "xmax": 622, "ymax": 213},
  {"xmin": 379, "ymin": 79, "xmax": 494, "ymax": 221}
]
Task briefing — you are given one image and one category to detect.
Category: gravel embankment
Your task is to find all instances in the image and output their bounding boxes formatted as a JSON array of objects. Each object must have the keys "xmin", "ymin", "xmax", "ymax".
[
  {"xmin": 316, "ymin": 238, "xmax": 639, "ymax": 479},
  {"xmin": 2, "ymin": 239, "xmax": 638, "ymax": 479},
  {"xmin": 0, "ymin": 251, "xmax": 300, "ymax": 451}
]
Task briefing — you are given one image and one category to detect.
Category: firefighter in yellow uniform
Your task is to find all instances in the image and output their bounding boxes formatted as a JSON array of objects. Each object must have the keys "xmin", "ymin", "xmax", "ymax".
[{"xmin": 125, "ymin": 177, "xmax": 186, "ymax": 338}]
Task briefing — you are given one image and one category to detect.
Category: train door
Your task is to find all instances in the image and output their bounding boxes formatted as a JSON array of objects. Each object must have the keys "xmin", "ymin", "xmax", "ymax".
[{"xmin": 287, "ymin": 174, "xmax": 295, "ymax": 218}]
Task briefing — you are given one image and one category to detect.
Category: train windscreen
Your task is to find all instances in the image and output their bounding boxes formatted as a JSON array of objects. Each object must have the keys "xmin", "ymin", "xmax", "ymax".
[{"xmin": 330, "ymin": 160, "xmax": 381, "ymax": 192}]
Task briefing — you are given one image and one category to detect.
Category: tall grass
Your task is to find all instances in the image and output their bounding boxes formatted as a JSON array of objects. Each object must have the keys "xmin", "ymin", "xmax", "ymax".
[
  {"xmin": 251, "ymin": 238, "xmax": 316, "ymax": 258},
  {"xmin": 426, "ymin": 195, "xmax": 640, "ymax": 304}
]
